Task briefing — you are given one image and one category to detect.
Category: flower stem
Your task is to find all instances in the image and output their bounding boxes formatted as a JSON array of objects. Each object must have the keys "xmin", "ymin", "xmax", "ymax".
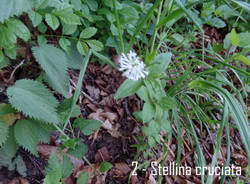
[
  {"xmin": 150, "ymin": 0, "xmax": 164, "ymax": 53},
  {"xmin": 113, "ymin": 0, "xmax": 124, "ymax": 53}
]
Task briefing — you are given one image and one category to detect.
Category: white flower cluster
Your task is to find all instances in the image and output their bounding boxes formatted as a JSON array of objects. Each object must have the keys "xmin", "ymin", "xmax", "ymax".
[{"xmin": 118, "ymin": 51, "xmax": 149, "ymax": 81}]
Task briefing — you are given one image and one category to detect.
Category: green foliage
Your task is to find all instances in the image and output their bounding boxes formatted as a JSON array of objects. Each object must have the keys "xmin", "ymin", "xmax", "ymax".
[
  {"xmin": 77, "ymin": 172, "xmax": 89, "ymax": 184},
  {"xmin": 0, "ymin": 121, "xmax": 9, "ymax": 147},
  {"xmin": 100, "ymin": 161, "xmax": 113, "ymax": 173},
  {"xmin": 7, "ymin": 79, "xmax": 60, "ymax": 123},
  {"xmin": 32, "ymin": 44, "xmax": 70, "ymax": 98}
]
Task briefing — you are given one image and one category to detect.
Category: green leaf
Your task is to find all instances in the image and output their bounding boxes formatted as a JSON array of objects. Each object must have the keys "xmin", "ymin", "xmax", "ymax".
[
  {"xmin": 32, "ymin": 44, "xmax": 70, "ymax": 98},
  {"xmin": 4, "ymin": 47, "xmax": 16, "ymax": 59},
  {"xmin": 86, "ymin": 39, "xmax": 104, "ymax": 52},
  {"xmin": 61, "ymin": 156, "xmax": 73, "ymax": 178},
  {"xmin": 77, "ymin": 41, "xmax": 89, "ymax": 55},
  {"xmin": 115, "ymin": 79, "xmax": 143, "ymax": 99},
  {"xmin": 62, "ymin": 24, "xmax": 77, "ymax": 35},
  {"xmin": 0, "ymin": 50, "xmax": 4, "ymax": 62},
  {"xmin": 73, "ymin": 118, "xmax": 102, "ymax": 136},
  {"xmin": 149, "ymin": 52, "xmax": 172, "ymax": 76},
  {"xmin": 28, "ymin": 10, "xmax": 42, "ymax": 27},
  {"xmin": 142, "ymin": 102, "xmax": 155, "ymax": 123},
  {"xmin": 13, "ymin": 155, "xmax": 27, "ymax": 177},
  {"xmin": 53, "ymin": 7, "xmax": 80, "ymax": 25},
  {"xmin": 0, "ymin": 0, "xmax": 34, "ymax": 23},
  {"xmin": 44, "ymin": 150, "xmax": 62, "ymax": 184},
  {"xmin": 231, "ymin": 0, "xmax": 250, "ymax": 13},
  {"xmin": 230, "ymin": 28, "xmax": 239, "ymax": 46},
  {"xmin": 6, "ymin": 19, "xmax": 30, "ymax": 42},
  {"xmin": 92, "ymin": 50, "xmax": 116, "ymax": 68},
  {"xmin": 59, "ymin": 37, "xmax": 71, "ymax": 54},
  {"xmin": 45, "ymin": 13, "xmax": 59, "ymax": 31},
  {"xmin": 0, "ymin": 25, "xmax": 16, "ymax": 48},
  {"xmin": 66, "ymin": 42, "xmax": 84, "ymax": 69},
  {"xmin": 1, "ymin": 126, "xmax": 17, "ymax": 158},
  {"xmin": 100, "ymin": 161, "xmax": 113, "ymax": 173},
  {"xmin": 77, "ymin": 172, "xmax": 89, "ymax": 184},
  {"xmin": 34, "ymin": 120, "xmax": 55, "ymax": 143},
  {"xmin": 80, "ymin": 27, "xmax": 97, "ymax": 39},
  {"xmin": 7, "ymin": 79, "xmax": 59, "ymax": 123},
  {"xmin": 67, "ymin": 142, "xmax": 88, "ymax": 159},
  {"xmin": 235, "ymin": 55, "xmax": 250, "ymax": 66},
  {"xmin": 14, "ymin": 120, "xmax": 39, "ymax": 156},
  {"xmin": 0, "ymin": 121, "xmax": 9, "ymax": 147},
  {"xmin": 85, "ymin": 0, "xmax": 98, "ymax": 11}
]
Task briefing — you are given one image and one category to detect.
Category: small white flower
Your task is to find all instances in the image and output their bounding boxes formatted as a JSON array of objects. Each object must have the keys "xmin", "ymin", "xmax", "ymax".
[{"xmin": 118, "ymin": 50, "xmax": 149, "ymax": 81}]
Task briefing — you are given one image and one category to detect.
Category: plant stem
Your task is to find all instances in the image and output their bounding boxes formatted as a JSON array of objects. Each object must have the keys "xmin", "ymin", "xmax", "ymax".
[
  {"xmin": 150, "ymin": 0, "xmax": 163, "ymax": 53},
  {"xmin": 113, "ymin": 0, "xmax": 124, "ymax": 53}
]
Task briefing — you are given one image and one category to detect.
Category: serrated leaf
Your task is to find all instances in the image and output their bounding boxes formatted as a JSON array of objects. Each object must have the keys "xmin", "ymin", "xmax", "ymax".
[
  {"xmin": 230, "ymin": 28, "xmax": 239, "ymax": 46},
  {"xmin": 73, "ymin": 118, "xmax": 102, "ymax": 136},
  {"xmin": 34, "ymin": 120, "xmax": 55, "ymax": 143},
  {"xmin": 28, "ymin": 10, "xmax": 42, "ymax": 27},
  {"xmin": 44, "ymin": 150, "xmax": 62, "ymax": 184},
  {"xmin": 0, "ymin": 0, "xmax": 34, "ymax": 23},
  {"xmin": 77, "ymin": 41, "xmax": 89, "ymax": 55},
  {"xmin": 100, "ymin": 161, "xmax": 113, "ymax": 173},
  {"xmin": 86, "ymin": 39, "xmax": 103, "ymax": 51},
  {"xmin": 115, "ymin": 79, "xmax": 143, "ymax": 99},
  {"xmin": 45, "ymin": 13, "xmax": 59, "ymax": 30},
  {"xmin": 77, "ymin": 172, "xmax": 89, "ymax": 184},
  {"xmin": 0, "ymin": 120, "xmax": 9, "ymax": 147},
  {"xmin": 1, "ymin": 126, "xmax": 17, "ymax": 158},
  {"xmin": 7, "ymin": 79, "xmax": 59, "ymax": 123},
  {"xmin": 13, "ymin": 155, "xmax": 27, "ymax": 177},
  {"xmin": 61, "ymin": 156, "xmax": 73, "ymax": 178},
  {"xmin": 6, "ymin": 18, "xmax": 30, "ymax": 42},
  {"xmin": 32, "ymin": 44, "xmax": 70, "ymax": 98},
  {"xmin": 14, "ymin": 120, "xmax": 39, "ymax": 156},
  {"xmin": 80, "ymin": 27, "xmax": 97, "ymax": 39},
  {"xmin": 67, "ymin": 142, "xmax": 88, "ymax": 159}
]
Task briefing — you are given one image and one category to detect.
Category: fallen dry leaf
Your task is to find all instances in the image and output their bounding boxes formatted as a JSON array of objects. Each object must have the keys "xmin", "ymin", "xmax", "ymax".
[{"xmin": 95, "ymin": 147, "xmax": 110, "ymax": 162}]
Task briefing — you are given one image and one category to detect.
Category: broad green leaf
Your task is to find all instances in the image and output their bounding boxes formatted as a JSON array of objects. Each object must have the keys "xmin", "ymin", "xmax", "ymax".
[
  {"xmin": 230, "ymin": 28, "xmax": 239, "ymax": 46},
  {"xmin": 53, "ymin": 7, "xmax": 80, "ymax": 25},
  {"xmin": 100, "ymin": 161, "xmax": 113, "ymax": 173},
  {"xmin": 73, "ymin": 118, "xmax": 102, "ymax": 136},
  {"xmin": 32, "ymin": 44, "xmax": 70, "ymax": 98},
  {"xmin": 62, "ymin": 24, "xmax": 77, "ymax": 35},
  {"xmin": 0, "ymin": 0, "xmax": 34, "ymax": 23},
  {"xmin": 0, "ymin": 120, "xmax": 9, "ymax": 147},
  {"xmin": 67, "ymin": 142, "xmax": 88, "ymax": 159},
  {"xmin": 62, "ymin": 156, "xmax": 73, "ymax": 178},
  {"xmin": 77, "ymin": 172, "xmax": 89, "ymax": 184},
  {"xmin": 59, "ymin": 37, "xmax": 71, "ymax": 54},
  {"xmin": 1, "ymin": 126, "xmax": 17, "ymax": 158},
  {"xmin": 6, "ymin": 19, "xmax": 30, "ymax": 42},
  {"xmin": 77, "ymin": 41, "xmax": 89, "ymax": 55},
  {"xmin": 0, "ymin": 56, "xmax": 10, "ymax": 71},
  {"xmin": 149, "ymin": 52, "xmax": 172, "ymax": 76},
  {"xmin": 45, "ymin": 13, "xmax": 59, "ymax": 30},
  {"xmin": 37, "ymin": 35, "xmax": 47, "ymax": 45},
  {"xmin": 86, "ymin": 39, "xmax": 104, "ymax": 51},
  {"xmin": 80, "ymin": 27, "xmax": 97, "ymax": 39},
  {"xmin": 66, "ymin": 42, "xmax": 84, "ymax": 69},
  {"xmin": 85, "ymin": 0, "xmax": 98, "ymax": 11},
  {"xmin": 238, "ymin": 32, "xmax": 250, "ymax": 48},
  {"xmin": 71, "ymin": 0, "xmax": 82, "ymax": 10},
  {"xmin": 4, "ymin": 47, "xmax": 16, "ymax": 59},
  {"xmin": 0, "ymin": 25, "xmax": 16, "ymax": 48},
  {"xmin": 38, "ymin": 22, "xmax": 47, "ymax": 33},
  {"xmin": 28, "ymin": 10, "xmax": 42, "ymax": 27},
  {"xmin": 7, "ymin": 79, "xmax": 59, "ymax": 123},
  {"xmin": 114, "ymin": 79, "xmax": 143, "ymax": 99},
  {"xmin": 14, "ymin": 120, "xmax": 39, "ymax": 156},
  {"xmin": 142, "ymin": 102, "xmax": 155, "ymax": 123}
]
